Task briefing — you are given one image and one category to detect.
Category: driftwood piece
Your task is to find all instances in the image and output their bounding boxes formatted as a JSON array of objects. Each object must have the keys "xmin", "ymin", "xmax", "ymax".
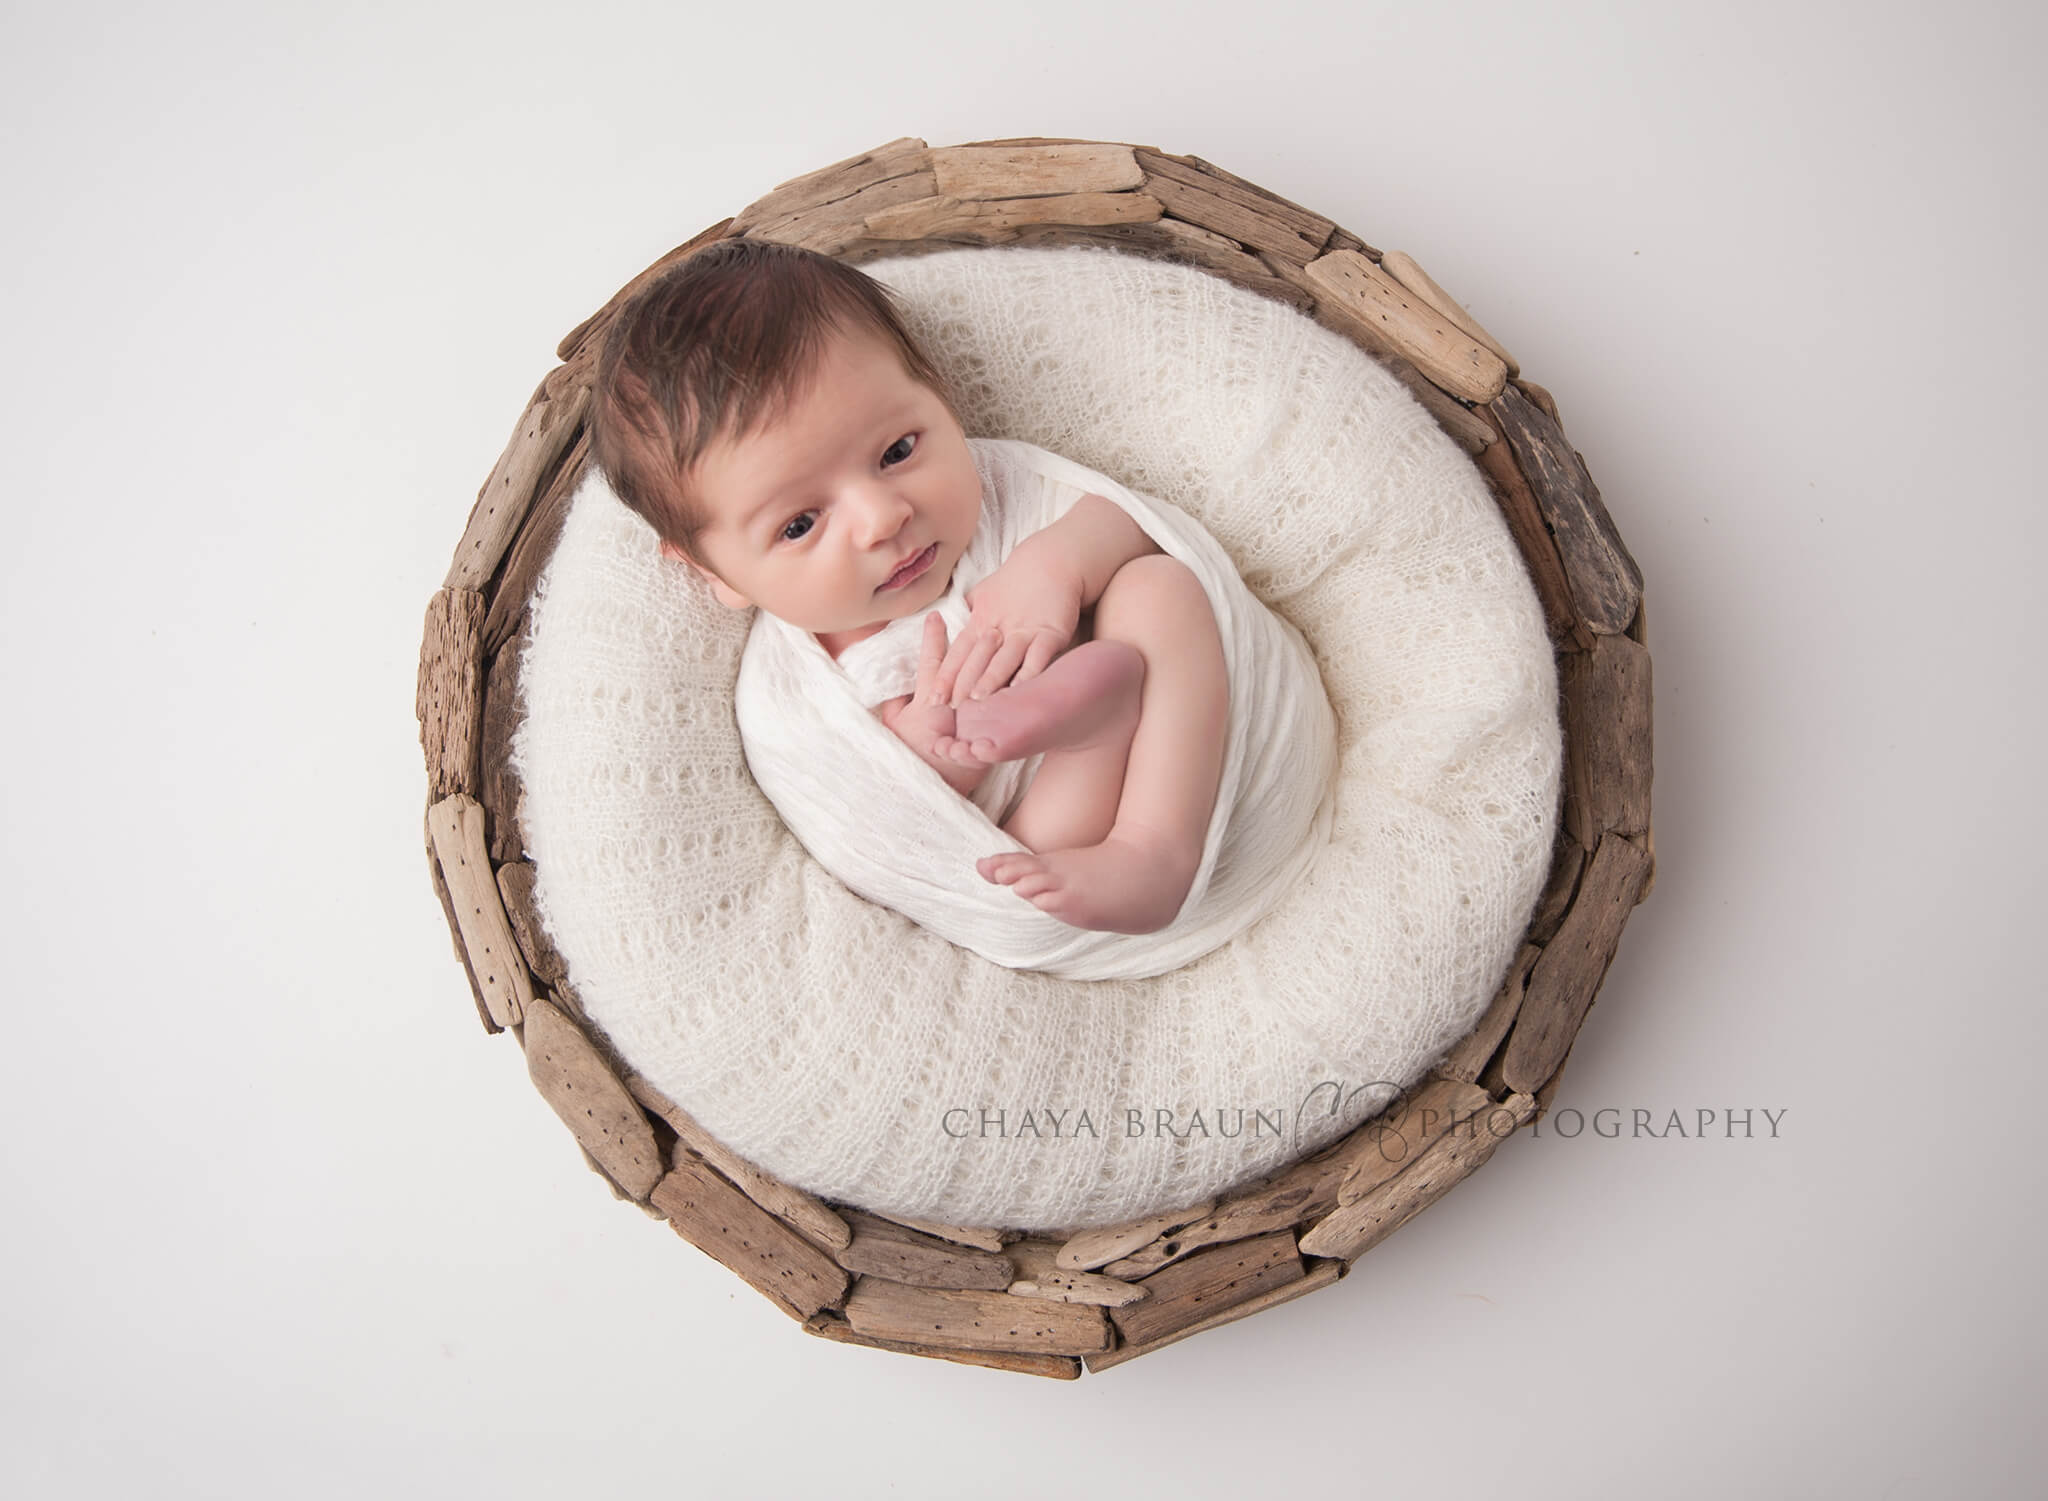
[
  {"xmin": 1435, "ymin": 944, "xmax": 1540, "ymax": 1084},
  {"xmin": 494, "ymin": 860, "xmax": 563, "ymax": 990},
  {"xmin": 1528, "ymin": 835, "xmax": 1587, "ymax": 945},
  {"xmin": 1491, "ymin": 383, "xmax": 1641, "ymax": 635},
  {"xmin": 1501, "ymin": 833, "xmax": 1654, "ymax": 1093},
  {"xmin": 1381, "ymin": 250, "xmax": 1520, "ymax": 376},
  {"xmin": 1561, "ymin": 632, "xmax": 1654, "ymax": 847},
  {"xmin": 870, "ymin": 1214, "xmax": 1007, "ymax": 1252},
  {"xmin": 522, "ymin": 996, "xmax": 662, "ymax": 1201},
  {"xmin": 1056, "ymin": 1200, "xmax": 1216, "ymax": 1271},
  {"xmin": 1337, "ymin": 1080, "xmax": 1497, "ymax": 1206},
  {"xmin": 802, "ymin": 1312, "xmax": 1081, "ymax": 1380},
  {"xmin": 1474, "ymin": 404, "xmax": 1585, "ymax": 645},
  {"xmin": 1107, "ymin": 1231, "xmax": 1303, "ymax": 1348},
  {"xmin": 481, "ymin": 424, "xmax": 589, "ymax": 659},
  {"xmin": 624, "ymin": 1072, "xmax": 852, "ymax": 1252},
  {"xmin": 836, "ymin": 1210, "xmax": 1014, "ymax": 1290},
  {"xmin": 426, "ymin": 794, "xmax": 531, "ymax": 1028},
  {"xmin": 1300, "ymin": 1094, "xmax": 1537, "ymax": 1260},
  {"xmin": 1085, "ymin": 1258, "xmax": 1344, "ymax": 1373},
  {"xmin": 842, "ymin": 1277, "xmax": 1110, "ymax": 1356},
  {"xmin": 862, "ymin": 191, "xmax": 1162, "ymax": 243},
  {"xmin": 931, "ymin": 143, "xmax": 1144, "ymax": 199},
  {"xmin": 477, "ymin": 616, "xmax": 528, "ymax": 865},
  {"xmin": 556, "ymin": 218, "xmax": 735, "ymax": 363},
  {"xmin": 1302, "ymin": 249, "xmax": 1509, "ymax": 403},
  {"xmin": 652, "ymin": 1153, "xmax": 851, "ymax": 1320},
  {"xmin": 1005, "ymin": 1241, "xmax": 1147, "ymax": 1308},
  {"xmin": 729, "ymin": 137, "xmax": 931, "ymax": 235},
  {"xmin": 752, "ymin": 170, "xmax": 945, "ymax": 255},
  {"xmin": 445, "ymin": 376, "xmax": 591, "ymax": 594},
  {"xmin": 1515, "ymin": 378, "xmax": 1560, "ymax": 426},
  {"xmin": 1099, "ymin": 1079, "xmax": 1482, "ymax": 1278},
  {"xmin": 416, "ymin": 588, "xmax": 483, "ymax": 801},
  {"xmin": 1135, "ymin": 149, "xmax": 1333, "ymax": 263}
]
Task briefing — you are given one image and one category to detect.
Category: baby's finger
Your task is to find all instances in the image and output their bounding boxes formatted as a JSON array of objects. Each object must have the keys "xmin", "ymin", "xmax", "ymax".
[
  {"xmin": 1014, "ymin": 632, "xmax": 1063, "ymax": 687},
  {"xmin": 948, "ymin": 627, "xmax": 1003, "ymax": 706},
  {"xmin": 968, "ymin": 635, "xmax": 1029, "ymax": 700},
  {"xmin": 913, "ymin": 613, "xmax": 949, "ymax": 701},
  {"xmin": 931, "ymin": 624, "xmax": 978, "ymax": 703}
]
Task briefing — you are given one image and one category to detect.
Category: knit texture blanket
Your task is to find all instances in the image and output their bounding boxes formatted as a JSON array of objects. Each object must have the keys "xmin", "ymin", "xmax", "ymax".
[
  {"xmin": 515, "ymin": 246, "xmax": 1561, "ymax": 1229},
  {"xmin": 736, "ymin": 436, "xmax": 1337, "ymax": 981}
]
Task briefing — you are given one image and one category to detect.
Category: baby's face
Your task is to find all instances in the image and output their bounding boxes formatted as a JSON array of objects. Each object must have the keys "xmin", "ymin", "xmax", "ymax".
[{"xmin": 677, "ymin": 325, "xmax": 981, "ymax": 653}]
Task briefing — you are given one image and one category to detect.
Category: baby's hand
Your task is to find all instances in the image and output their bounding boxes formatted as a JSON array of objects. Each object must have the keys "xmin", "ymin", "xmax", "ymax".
[
  {"xmin": 934, "ymin": 547, "xmax": 1084, "ymax": 705},
  {"xmin": 878, "ymin": 614, "xmax": 995, "ymax": 795}
]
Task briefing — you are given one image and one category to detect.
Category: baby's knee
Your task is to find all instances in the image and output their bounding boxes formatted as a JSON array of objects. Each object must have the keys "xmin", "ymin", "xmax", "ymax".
[{"xmin": 1101, "ymin": 553, "xmax": 1204, "ymax": 615}]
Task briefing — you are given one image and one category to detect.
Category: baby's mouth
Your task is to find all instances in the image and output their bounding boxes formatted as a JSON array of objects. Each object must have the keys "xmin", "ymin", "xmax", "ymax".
[{"xmin": 879, "ymin": 542, "xmax": 938, "ymax": 592}]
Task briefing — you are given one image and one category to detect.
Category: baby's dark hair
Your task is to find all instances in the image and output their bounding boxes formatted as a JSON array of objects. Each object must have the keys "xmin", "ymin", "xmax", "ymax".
[{"xmin": 591, "ymin": 238, "xmax": 956, "ymax": 558}]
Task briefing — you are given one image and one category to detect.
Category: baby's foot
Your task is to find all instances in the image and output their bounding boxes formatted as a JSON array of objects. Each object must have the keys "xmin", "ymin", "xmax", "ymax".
[
  {"xmin": 938, "ymin": 640, "xmax": 1144, "ymax": 766},
  {"xmin": 976, "ymin": 829, "xmax": 1201, "ymax": 934}
]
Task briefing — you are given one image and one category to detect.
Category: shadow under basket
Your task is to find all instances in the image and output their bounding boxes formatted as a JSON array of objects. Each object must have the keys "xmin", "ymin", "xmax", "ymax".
[{"xmin": 415, "ymin": 136, "xmax": 1655, "ymax": 1379}]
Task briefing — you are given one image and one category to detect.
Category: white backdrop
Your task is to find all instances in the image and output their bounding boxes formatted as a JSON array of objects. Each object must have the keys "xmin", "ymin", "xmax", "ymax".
[{"xmin": 3, "ymin": 1, "xmax": 2040, "ymax": 1495}]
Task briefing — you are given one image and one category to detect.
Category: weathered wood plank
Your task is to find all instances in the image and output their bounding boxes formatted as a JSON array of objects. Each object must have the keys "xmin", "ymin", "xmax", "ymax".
[
  {"xmin": 836, "ymin": 1210, "xmax": 1014, "ymax": 1290},
  {"xmin": 1490, "ymin": 383, "xmax": 1641, "ymax": 636},
  {"xmin": 1005, "ymin": 1240, "xmax": 1148, "ymax": 1307},
  {"xmin": 1107, "ymin": 1231, "xmax": 1303, "ymax": 1347},
  {"xmin": 1561, "ymin": 632, "xmax": 1653, "ymax": 847},
  {"xmin": 1134, "ymin": 149, "xmax": 1333, "ymax": 262},
  {"xmin": 652, "ymin": 1153, "xmax": 851, "ymax": 1320},
  {"xmin": 445, "ymin": 376, "xmax": 591, "ymax": 594},
  {"xmin": 1435, "ymin": 944, "xmax": 1540, "ymax": 1083},
  {"xmin": 842, "ymin": 1277, "xmax": 1110, "ymax": 1355},
  {"xmin": 624, "ymin": 1072, "xmax": 852, "ymax": 1252},
  {"xmin": 862, "ymin": 191, "xmax": 1163, "ymax": 242},
  {"xmin": 1085, "ymin": 1258, "xmax": 1343, "ymax": 1373},
  {"xmin": 1528, "ymin": 833, "xmax": 1587, "ymax": 944},
  {"xmin": 869, "ymin": 1213, "xmax": 1007, "ymax": 1252},
  {"xmin": 426, "ymin": 793, "xmax": 531, "ymax": 1028},
  {"xmin": 416, "ymin": 588, "xmax": 484, "ymax": 801},
  {"xmin": 802, "ymin": 1312, "xmax": 1081, "ymax": 1380},
  {"xmin": 1475, "ymin": 403, "xmax": 1585, "ymax": 645},
  {"xmin": 931, "ymin": 143, "xmax": 1144, "ymax": 199},
  {"xmin": 1302, "ymin": 249, "xmax": 1509, "ymax": 403},
  {"xmin": 1501, "ymin": 833, "xmax": 1653, "ymax": 1093},
  {"xmin": 481, "ymin": 424, "xmax": 589, "ymax": 659},
  {"xmin": 1337, "ymin": 1080, "xmax": 1498, "ymax": 1207},
  {"xmin": 1300, "ymin": 1093, "xmax": 1536, "ymax": 1260},
  {"xmin": 1381, "ymin": 250, "xmax": 1520, "ymax": 375},
  {"xmin": 729, "ymin": 137, "xmax": 931, "ymax": 234},
  {"xmin": 750, "ymin": 169, "xmax": 943, "ymax": 254},
  {"xmin": 1056, "ymin": 1200, "xmax": 1217, "ymax": 1271},
  {"xmin": 477, "ymin": 617, "xmax": 529, "ymax": 865},
  {"xmin": 522, "ymin": 996, "xmax": 663, "ymax": 1200}
]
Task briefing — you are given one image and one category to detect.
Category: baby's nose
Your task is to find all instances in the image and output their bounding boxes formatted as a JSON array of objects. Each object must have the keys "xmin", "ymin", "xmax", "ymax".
[{"xmin": 853, "ymin": 484, "xmax": 912, "ymax": 544}]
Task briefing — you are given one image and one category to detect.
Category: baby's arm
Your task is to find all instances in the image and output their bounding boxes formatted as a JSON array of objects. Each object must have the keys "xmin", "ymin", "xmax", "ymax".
[
  {"xmin": 878, "ymin": 612, "xmax": 992, "ymax": 798},
  {"xmin": 935, "ymin": 495, "xmax": 1161, "ymax": 705}
]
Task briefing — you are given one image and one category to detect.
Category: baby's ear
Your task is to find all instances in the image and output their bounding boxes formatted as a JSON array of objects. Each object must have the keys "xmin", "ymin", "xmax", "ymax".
[{"xmin": 659, "ymin": 537, "xmax": 752, "ymax": 610}]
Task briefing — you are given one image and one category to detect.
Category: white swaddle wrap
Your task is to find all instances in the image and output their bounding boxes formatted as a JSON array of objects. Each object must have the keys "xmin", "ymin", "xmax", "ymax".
[{"xmin": 734, "ymin": 437, "xmax": 1338, "ymax": 981}]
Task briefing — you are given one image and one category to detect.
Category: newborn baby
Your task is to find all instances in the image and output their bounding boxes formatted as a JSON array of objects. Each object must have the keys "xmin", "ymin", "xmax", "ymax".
[{"xmin": 591, "ymin": 239, "xmax": 1230, "ymax": 934}]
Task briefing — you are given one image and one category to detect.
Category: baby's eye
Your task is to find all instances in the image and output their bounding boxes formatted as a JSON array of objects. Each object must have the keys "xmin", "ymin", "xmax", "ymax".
[
  {"xmin": 779, "ymin": 512, "xmax": 816, "ymax": 543},
  {"xmin": 881, "ymin": 434, "xmax": 917, "ymax": 467}
]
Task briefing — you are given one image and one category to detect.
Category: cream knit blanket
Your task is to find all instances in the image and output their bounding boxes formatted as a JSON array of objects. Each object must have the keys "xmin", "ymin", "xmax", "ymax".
[
  {"xmin": 735, "ymin": 436, "xmax": 1337, "ymax": 981},
  {"xmin": 515, "ymin": 246, "xmax": 1561, "ymax": 1229}
]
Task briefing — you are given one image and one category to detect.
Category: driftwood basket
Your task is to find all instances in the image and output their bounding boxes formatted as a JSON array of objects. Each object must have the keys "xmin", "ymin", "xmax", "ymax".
[{"xmin": 416, "ymin": 136, "xmax": 1654, "ymax": 1378}]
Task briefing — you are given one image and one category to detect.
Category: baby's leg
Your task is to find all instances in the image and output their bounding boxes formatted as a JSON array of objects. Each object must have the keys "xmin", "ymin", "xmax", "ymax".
[{"xmin": 978, "ymin": 556, "xmax": 1228, "ymax": 934}]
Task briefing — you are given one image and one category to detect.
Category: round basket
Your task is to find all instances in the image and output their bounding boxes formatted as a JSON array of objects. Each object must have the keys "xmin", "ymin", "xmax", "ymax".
[{"xmin": 415, "ymin": 136, "xmax": 1654, "ymax": 1378}]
